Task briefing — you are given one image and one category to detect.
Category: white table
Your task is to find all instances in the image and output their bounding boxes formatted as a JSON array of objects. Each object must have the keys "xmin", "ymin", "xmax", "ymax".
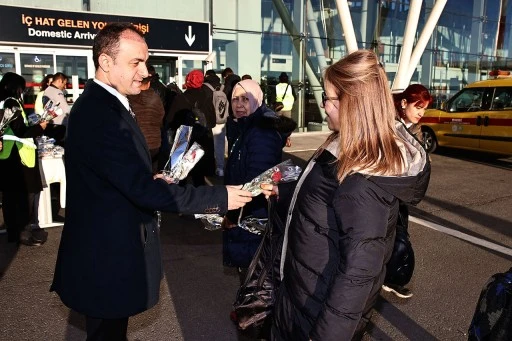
[{"xmin": 38, "ymin": 156, "xmax": 66, "ymax": 228}]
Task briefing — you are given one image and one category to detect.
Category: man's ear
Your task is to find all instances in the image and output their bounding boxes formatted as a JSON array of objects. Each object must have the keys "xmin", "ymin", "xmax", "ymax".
[{"xmin": 99, "ymin": 53, "xmax": 111, "ymax": 73}]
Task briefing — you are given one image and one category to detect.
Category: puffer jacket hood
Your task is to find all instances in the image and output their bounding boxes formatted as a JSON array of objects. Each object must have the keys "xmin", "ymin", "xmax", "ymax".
[{"xmin": 367, "ymin": 121, "xmax": 431, "ymax": 206}]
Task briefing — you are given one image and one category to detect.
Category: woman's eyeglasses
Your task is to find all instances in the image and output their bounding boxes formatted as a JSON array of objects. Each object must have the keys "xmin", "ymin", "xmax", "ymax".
[{"xmin": 321, "ymin": 92, "xmax": 338, "ymax": 107}]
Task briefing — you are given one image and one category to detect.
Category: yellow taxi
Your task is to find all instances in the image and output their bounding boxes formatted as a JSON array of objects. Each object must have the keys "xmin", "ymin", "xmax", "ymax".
[{"xmin": 421, "ymin": 73, "xmax": 512, "ymax": 155}]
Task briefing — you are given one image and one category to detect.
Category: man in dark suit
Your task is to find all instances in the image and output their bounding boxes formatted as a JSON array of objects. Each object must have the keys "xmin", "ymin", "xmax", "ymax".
[{"xmin": 51, "ymin": 23, "xmax": 254, "ymax": 341}]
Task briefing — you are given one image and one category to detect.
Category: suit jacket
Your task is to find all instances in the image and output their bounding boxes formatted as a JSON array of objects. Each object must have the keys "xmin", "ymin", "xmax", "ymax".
[{"xmin": 51, "ymin": 80, "xmax": 226, "ymax": 319}]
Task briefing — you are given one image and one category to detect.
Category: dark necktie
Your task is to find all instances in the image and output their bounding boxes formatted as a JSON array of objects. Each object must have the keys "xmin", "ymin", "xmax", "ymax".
[{"xmin": 129, "ymin": 107, "xmax": 136, "ymax": 121}]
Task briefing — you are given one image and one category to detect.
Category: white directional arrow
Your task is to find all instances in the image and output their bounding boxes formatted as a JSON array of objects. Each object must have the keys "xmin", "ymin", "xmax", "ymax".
[{"xmin": 184, "ymin": 25, "xmax": 195, "ymax": 46}]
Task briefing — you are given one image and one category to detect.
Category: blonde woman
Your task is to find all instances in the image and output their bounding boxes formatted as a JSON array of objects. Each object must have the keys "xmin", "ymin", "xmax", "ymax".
[{"xmin": 271, "ymin": 50, "xmax": 431, "ymax": 340}]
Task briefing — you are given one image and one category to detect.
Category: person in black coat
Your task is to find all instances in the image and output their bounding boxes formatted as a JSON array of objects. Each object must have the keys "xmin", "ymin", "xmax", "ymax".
[
  {"xmin": 223, "ymin": 79, "xmax": 296, "ymax": 283},
  {"xmin": 0, "ymin": 72, "xmax": 48, "ymax": 246},
  {"xmin": 166, "ymin": 69, "xmax": 216, "ymax": 186},
  {"xmin": 50, "ymin": 23, "xmax": 253, "ymax": 341},
  {"xmin": 221, "ymin": 67, "xmax": 241, "ymax": 118},
  {"xmin": 271, "ymin": 50, "xmax": 431, "ymax": 341},
  {"xmin": 381, "ymin": 83, "xmax": 433, "ymax": 299}
]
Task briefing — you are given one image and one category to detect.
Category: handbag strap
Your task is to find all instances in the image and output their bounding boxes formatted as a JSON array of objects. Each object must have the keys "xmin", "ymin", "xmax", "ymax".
[
  {"xmin": 276, "ymin": 85, "xmax": 289, "ymax": 102},
  {"xmin": 279, "ymin": 155, "xmax": 318, "ymax": 280},
  {"xmin": 283, "ymin": 84, "xmax": 289, "ymax": 98}
]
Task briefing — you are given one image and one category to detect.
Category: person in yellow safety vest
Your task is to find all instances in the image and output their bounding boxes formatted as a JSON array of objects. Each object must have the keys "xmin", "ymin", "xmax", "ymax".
[
  {"xmin": 0, "ymin": 72, "xmax": 49, "ymax": 246},
  {"xmin": 275, "ymin": 72, "xmax": 295, "ymax": 119},
  {"xmin": 34, "ymin": 74, "xmax": 53, "ymax": 116}
]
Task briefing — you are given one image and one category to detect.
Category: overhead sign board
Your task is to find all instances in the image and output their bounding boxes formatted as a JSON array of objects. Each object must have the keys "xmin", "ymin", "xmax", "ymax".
[{"xmin": 0, "ymin": 5, "xmax": 210, "ymax": 54}]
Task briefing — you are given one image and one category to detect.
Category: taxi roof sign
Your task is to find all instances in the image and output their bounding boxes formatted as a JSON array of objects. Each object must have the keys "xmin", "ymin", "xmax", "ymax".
[{"xmin": 488, "ymin": 70, "xmax": 512, "ymax": 79}]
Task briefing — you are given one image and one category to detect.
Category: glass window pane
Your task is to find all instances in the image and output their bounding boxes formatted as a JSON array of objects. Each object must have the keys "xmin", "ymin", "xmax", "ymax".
[
  {"xmin": 0, "ymin": 53, "xmax": 16, "ymax": 79},
  {"xmin": 56, "ymin": 55, "xmax": 88, "ymax": 86},
  {"xmin": 448, "ymin": 88, "xmax": 486, "ymax": 112},
  {"xmin": 20, "ymin": 53, "xmax": 53, "ymax": 84},
  {"xmin": 491, "ymin": 87, "xmax": 512, "ymax": 110},
  {"xmin": 20, "ymin": 53, "xmax": 53, "ymax": 113}
]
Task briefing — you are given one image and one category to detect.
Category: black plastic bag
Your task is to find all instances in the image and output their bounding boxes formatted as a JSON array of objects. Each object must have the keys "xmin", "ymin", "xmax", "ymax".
[
  {"xmin": 385, "ymin": 203, "xmax": 415, "ymax": 286},
  {"xmin": 231, "ymin": 196, "xmax": 284, "ymax": 339}
]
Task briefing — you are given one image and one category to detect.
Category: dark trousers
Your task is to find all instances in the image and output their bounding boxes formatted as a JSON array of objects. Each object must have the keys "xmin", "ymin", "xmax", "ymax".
[
  {"xmin": 85, "ymin": 316, "xmax": 129, "ymax": 341},
  {"xmin": 2, "ymin": 190, "xmax": 29, "ymax": 242}
]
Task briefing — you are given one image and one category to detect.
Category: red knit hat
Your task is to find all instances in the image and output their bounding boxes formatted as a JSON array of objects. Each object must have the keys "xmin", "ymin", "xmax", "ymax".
[{"xmin": 185, "ymin": 69, "xmax": 204, "ymax": 89}]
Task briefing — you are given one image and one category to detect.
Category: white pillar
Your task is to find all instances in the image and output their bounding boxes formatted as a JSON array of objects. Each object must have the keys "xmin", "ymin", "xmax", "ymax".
[
  {"xmin": 335, "ymin": 0, "xmax": 358, "ymax": 53},
  {"xmin": 391, "ymin": 0, "xmax": 423, "ymax": 91},
  {"xmin": 71, "ymin": 75, "xmax": 80, "ymax": 102},
  {"xmin": 405, "ymin": 0, "xmax": 447, "ymax": 83}
]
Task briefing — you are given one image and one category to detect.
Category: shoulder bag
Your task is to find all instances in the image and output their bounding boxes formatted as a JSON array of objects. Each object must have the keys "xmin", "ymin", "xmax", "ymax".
[{"xmin": 273, "ymin": 85, "xmax": 289, "ymax": 112}]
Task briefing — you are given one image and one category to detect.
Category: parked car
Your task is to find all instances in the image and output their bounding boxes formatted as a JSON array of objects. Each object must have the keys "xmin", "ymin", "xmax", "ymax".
[{"xmin": 421, "ymin": 75, "xmax": 512, "ymax": 155}]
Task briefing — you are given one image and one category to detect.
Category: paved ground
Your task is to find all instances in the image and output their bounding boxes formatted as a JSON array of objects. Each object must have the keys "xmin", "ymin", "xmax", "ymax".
[
  {"xmin": 0, "ymin": 131, "xmax": 329, "ymax": 341},
  {"xmin": 1, "ymin": 131, "xmax": 511, "ymax": 340}
]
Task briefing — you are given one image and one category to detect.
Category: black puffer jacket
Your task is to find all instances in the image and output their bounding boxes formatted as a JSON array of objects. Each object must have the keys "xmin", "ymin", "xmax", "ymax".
[
  {"xmin": 223, "ymin": 105, "xmax": 296, "ymax": 268},
  {"xmin": 272, "ymin": 123, "xmax": 431, "ymax": 341}
]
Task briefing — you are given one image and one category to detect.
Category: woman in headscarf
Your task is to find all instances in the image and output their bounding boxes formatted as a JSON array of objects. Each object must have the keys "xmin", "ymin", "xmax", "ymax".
[{"xmin": 222, "ymin": 79, "xmax": 296, "ymax": 283}]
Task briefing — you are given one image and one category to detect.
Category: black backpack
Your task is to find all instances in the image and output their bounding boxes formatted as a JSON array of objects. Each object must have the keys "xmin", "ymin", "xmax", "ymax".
[
  {"xmin": 468, "ymin": 267, "xmax": 512, "ymax": 340},
  {"xmin": 182, "ymin": 93, "xmax": 207, "ymax": 128},
  {"xmin": 190, "ymin": 101, "xmax": 207, "ymax": 127}
]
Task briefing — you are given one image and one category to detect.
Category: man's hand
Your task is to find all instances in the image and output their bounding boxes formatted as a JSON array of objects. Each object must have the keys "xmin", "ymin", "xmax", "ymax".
[
  {"xmin": 222, "ymin": 216, "xmax": 237, "ymax": 229},
  {"xmin": 226, "ymin": 185, "xmax": 253, "ymax": 210},
  {"xmin": 260, "ymin": 183, "xmax": 278, "ymax": 199},
  {"xmin": 153, "ymin": 172, "xmax": 176, "ymax": 184}
]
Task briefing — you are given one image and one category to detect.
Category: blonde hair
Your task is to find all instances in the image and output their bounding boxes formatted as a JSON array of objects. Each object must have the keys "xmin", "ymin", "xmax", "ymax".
[{"xmin": 323, "ymin": 50, "xmax": 404, "ymax": 182}]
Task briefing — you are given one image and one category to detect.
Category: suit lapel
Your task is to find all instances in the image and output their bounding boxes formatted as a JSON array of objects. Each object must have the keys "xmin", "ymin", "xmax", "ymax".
[
  {"xmin": 116, "ymin": 101, "xmax": 152, "ymax": 167},
  {"xmin": 88, "ymin": 81, "xmax": 152, "ymax": 170}
]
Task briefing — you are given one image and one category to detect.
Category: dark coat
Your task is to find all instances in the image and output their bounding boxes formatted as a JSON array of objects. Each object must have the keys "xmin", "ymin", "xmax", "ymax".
[
  {"xmin": 166, "ymin": 87, "xmax": 216, "ymax": 180},
  {"xmin": 150, "ymin": 77, "xmax": 173, "ymax": 115},
  {"xmin": 0, "ymin": 98, "xmax": 44, "ymax": 193},
  {"xmin": 168, "ymin": 87, "xmax": 216, "ymax": 129},
  {"xmin": 272, "ymin": 125, "xmax": 431, "ymax": 341},
  {"xmin": 223, "ymin": 106, "xmax": 296, "ymax": 267},
  {"xmin": 204, "ymin": 74, "xmax": 221, "ymax": 89},
  {"xmin": 51, "ymin": 80, "xmax": 228, "ymax": 319},
  {"xmin": 223, "ymin": 74, "xmax": 241, "ymax": 117}
]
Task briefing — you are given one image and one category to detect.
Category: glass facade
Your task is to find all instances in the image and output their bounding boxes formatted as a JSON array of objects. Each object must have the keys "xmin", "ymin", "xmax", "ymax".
[
  {"xmin": 3, "ymin": 0, "xmax": 512, "ymax": 130},
  {"xmin": 234, "ymin": 0, "xmax": 512, "ymax": 129}
]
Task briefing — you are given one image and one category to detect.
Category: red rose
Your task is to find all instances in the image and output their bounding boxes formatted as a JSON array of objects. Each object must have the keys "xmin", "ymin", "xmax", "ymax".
[{"xmin": 271, "ymin": 170, "xmax": 282, "ymax": 183}]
